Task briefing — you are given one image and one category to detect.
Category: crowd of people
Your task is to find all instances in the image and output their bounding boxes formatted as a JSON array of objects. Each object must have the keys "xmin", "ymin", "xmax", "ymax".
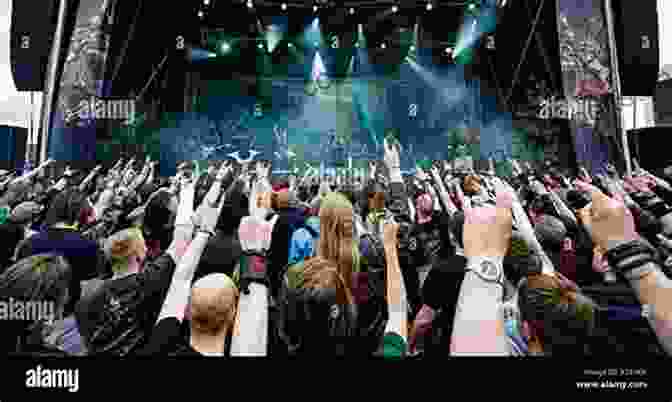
[{"xmin": 1, "ymin": 139, "xmax": 671, "ymax": 357}]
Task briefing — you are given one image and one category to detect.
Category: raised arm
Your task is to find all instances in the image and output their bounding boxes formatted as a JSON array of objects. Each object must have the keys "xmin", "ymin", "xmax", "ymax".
[
  {"xmin": 231, "ymin": 169, "xmax": 275, "ymax": 356},
  {"xmin": 158, "ymin": 163, "xmax": 231, "ymax": 323},
  {"xmin": 450, "ymin": 189, "xmax": 512, "ymax": 356},
  {"xmin": 575, "ymin": 180, "xmax": 672, "ymax": 355}
]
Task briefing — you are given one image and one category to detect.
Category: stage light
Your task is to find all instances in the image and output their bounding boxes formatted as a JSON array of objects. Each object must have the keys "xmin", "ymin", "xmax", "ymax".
[
  {"xmin": 288, "ymin": 42, "xmax": 293, "ymax": 48},
  {"xmin": 203, "ymin": 0, "xmax": 209, "ymax": 5},
  {"xmin": 355, "ymin": 42, "xmax": 359, "ymax": 47},
  {"xmin": 426, "ymin": 2, "xmax": 432, "ymax": 10},
  {"xmin": 198, "ymin": 10, "xmax": 204, "ymax": 18},
  {"xmin": 392, "ymin": 5, "xmax": 398, "ymax": 13},
  {"xmin": 247, "ymin": 1, "xmax": 253, "ymax": 8},
  {"xmin": 281, "ymin": 3, "xmax": 287, "ymax": 10},
  {"xmin": 313, "ymin": 5, "xmax": 318, "ymax": 12},
  {"xmin": 410, "ymin": 45, "xmax": 415, "ymax": 51},
  {"xmin": 468, "ymin": 3, "xmax": 476, "ymax": 10},
  {"xmin": 314, "ymin": 41, "xmax": 319, "ymax": 47},
  {"xmin": 221, "ymin": 42, "xmax": 231, "ymax": 52},
  {"xmin": 445, "ymin": 47, "xmax": 453, "ymax": 54},
  {"xmin": 258, "ymin": 43, "xmax": 263, "ymax": 49},
  {"xmin": 349, "ymin": 8, "xmax": 355, "ymax": 14},
  {"xmin": 381, "ymin": 43, "xmax": 386, "ymax": 49}
]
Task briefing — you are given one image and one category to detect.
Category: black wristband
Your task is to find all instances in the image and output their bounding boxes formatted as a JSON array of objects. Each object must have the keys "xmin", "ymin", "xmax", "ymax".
[
  {"xmin": 605, "ymin": 240, "xmax": 657, "ymax": 279},
  {"xmin": 647, "ymin": 200, "xmax": 672, "ymax": 219}
]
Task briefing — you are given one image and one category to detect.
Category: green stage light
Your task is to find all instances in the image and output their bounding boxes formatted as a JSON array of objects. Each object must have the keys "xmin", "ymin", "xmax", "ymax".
[{"xmin": 221, "ymin": 42, "xmax": 231, "ymax": 52}]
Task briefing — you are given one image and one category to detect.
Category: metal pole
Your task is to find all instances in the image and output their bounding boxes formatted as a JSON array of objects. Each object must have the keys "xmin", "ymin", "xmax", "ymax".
[
  {"xmin": 604, "ymin": 0, "xmax": 631, "ymax": 175},
  {"xmin": 39, "ymin": 0, "xmax": 69, "ymax": 167},
  {"xmin": 25, "ymin": 92, "xmax": 33, "ymax": 166}
]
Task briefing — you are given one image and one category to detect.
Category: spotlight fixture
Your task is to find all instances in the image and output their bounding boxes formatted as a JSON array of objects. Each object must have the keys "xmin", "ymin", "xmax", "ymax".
[
  {"xmin": 445, "ymin": 47, "xmax": 453, "ymax": 54},
  {"xmin": 349, "ymin": 7, "xmax": 355, "ymax": 14},
  {"xmin": 288, "ymin": 42, "xmax": 293, "ymax": 48},
  {"xmin": 355, "ymin": 42, "xmax": 359, "ymax": 47},
  {"xmin": 221, "ymin": 42, "xmax": 231, "ymax": 52},
  {"xmin": 468, "ymin": 3, "xmax": 476, "ymax": 10},
  {"xmin": 203, "ymin": 0, "xmax": 209, "ymax": 5},
  {"xmin": 258, "ymin": 43, "xmax": 263, "ymax": 49},
  {"xmin": 392, "ymin": 5, "xmax": 398, "ymax": 13},
  {"xmin": 281, "ymin": 3, "xmax": 287, "ymax": 10},
  {"xmin": 198, "ymin": 10, "xmax": 204, "ymax": 17},
  {"xmin": 313, "ymin": 5, "xmax": 318, "ymax": 12},
  {"xmin": 410, "ymin": 45, "xmax": 415, "ymax": 51},
  {"xmin": 426, "ymin": 2, "xmax": 432, "ymax": 10},
  {"xmin": 381, "ymin": 43, "xmax": 386, "ymax": 49},
  {"xmin": 247, "ymin": 1, "xmax": 253, "ymax": 8}
]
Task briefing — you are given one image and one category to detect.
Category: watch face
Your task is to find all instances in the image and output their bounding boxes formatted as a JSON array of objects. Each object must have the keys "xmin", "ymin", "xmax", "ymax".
[{"xmin": 480, "ymin": 260, "xmax": 500, "ymax": 280}]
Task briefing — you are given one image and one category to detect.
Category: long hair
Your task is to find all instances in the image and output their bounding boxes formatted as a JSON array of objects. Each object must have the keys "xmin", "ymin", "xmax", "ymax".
[
  {"xmin": 519, "ymin": 273, "xmax": 596, "ymax": 355},
  {"xmin": 302, "ymin": 257, "xmax": 354, "ymax": 306},
  {"xmin": 313, "ymin": 193, "xmax": 355, "ymax": 292},
  {"xmin": 0, "ymin": 254, "xmax": 72, "ymax": 353}
]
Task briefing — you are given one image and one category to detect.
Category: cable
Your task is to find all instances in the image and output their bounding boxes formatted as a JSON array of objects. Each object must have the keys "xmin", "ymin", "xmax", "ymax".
[{"xmin": 504, "ymin": 0, "xmax": 546, "ymax": 106}]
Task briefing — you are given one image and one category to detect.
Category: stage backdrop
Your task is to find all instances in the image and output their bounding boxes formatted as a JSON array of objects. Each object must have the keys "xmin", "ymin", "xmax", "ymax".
[
  {"xmin": 48, "ymin": 0, "xmax": 113, "ymax": 166},
  {"xmin": 556, "ymin": 0, "xmax": 620, "ymax": 175}
]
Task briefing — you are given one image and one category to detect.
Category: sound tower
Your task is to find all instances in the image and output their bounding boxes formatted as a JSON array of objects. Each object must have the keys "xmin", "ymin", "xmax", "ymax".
[
  {"xmin": 611, "ymin": 0, "xmax": 659, "ymax": 96},
  {"xmin": 9, "ymin": 0, "xmax": 59, "ymax": 91}
]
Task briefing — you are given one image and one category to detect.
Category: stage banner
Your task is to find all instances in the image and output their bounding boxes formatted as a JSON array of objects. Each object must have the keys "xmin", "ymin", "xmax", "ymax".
[
  {"xmin": 554, "ymin": 0, "xmax": 619, "ymax": 175},
  {"xmin": 49, "ymin": 0, "xmax": 115, "ymax": 165}
]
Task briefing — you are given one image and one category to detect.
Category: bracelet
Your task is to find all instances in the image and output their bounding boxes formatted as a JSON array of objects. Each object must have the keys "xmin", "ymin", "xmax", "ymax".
[{"xmin": 605, "ymin": 240, "xmax": 658, "ymax": 281}]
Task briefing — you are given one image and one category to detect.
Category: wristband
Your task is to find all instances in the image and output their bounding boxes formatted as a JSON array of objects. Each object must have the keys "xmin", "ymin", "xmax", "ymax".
[
  {"xmin": 605, "ymin": 240, "xmax": 659, "ymax": 281},
  {"xmin": 195, "ymin": 227, "xmax": 215, "ymax": 237},
  {"xmin": 238, "ymin": 252, "xmax": 270, "ymax": 293}
]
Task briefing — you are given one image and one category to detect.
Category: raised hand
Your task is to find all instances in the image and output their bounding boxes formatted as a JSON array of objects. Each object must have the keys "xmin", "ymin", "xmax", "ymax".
[
  {"xmin": 383, "ymin": 138, "xmax": 400, "ymax": 171},
  {"xmin": 574, "ymin": 180, "xmax": 638, "ymax": 251},
  {"xmin": 463, "ymin": 186, "xmax": 513, "ymax": 258}
]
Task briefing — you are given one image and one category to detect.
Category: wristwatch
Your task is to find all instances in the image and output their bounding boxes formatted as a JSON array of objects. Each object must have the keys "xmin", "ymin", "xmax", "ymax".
[{"xmin": 466, "ymin": 257, "xmax": 505, "ymax": 288}]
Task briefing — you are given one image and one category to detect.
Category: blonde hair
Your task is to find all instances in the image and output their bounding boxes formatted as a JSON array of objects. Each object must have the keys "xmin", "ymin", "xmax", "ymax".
[
  {"xmin": 302, "ymin": 258, "xmax": 354, "ymax": 306},
  {"xmin": 308, "ymin": 193, "xmax": 355, "ymax": 293},
  {"xmin": 105, "ymin": 228, "xmax": 146, "ymax": 273}
]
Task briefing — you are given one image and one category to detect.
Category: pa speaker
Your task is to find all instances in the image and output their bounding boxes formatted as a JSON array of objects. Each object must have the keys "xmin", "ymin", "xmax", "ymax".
[
  {"xmin": 611, "ymin": 0, "xmax": 659, "ymax": 96},
  {"xmin": 9, "ymin": 0, "xmax": 59, "ymax": 91},
  {"xmin": 654, "ymin": 79, "xmax": 672, "ymax": 126},
  {"xmin": 627, "ymin": 127, "xmax": 672, "ymax": 172}
]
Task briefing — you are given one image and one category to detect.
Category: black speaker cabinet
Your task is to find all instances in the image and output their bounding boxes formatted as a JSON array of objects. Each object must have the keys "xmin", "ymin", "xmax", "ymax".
[
  {"xmin": 627, "ymin": 127, "xmax": 672, "ymax": 171},
  {"xmin": 611, "ymin": 0, "xmax": 659, "ymax": 96},
  {"xmin": 9, "ymin": 0, "xmax": 59, "ymax": 91}
]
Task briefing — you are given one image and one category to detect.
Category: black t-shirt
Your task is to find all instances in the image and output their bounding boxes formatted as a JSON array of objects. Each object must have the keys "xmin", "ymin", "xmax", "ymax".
[
  {"xmin": 408, "ymin": 211, "xmax": 453, "ymax": 268},
  {"xmin": 0, "ymin": 222, "xmax": 24, "ymax": 271},
  {"xmin": 136, "ymin": 318, "xmax": 201, "ymax": 356},
  {"xmin": 75, "ymin": 253, "xmax": 176, "ymax": 356},
  {"xmin": 194, "ymin": 232, "xmax": 242, "ymax": 281},
  {"xmin": 420, "ymin": 254, "xmax": 467, "ymax": 356}
]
